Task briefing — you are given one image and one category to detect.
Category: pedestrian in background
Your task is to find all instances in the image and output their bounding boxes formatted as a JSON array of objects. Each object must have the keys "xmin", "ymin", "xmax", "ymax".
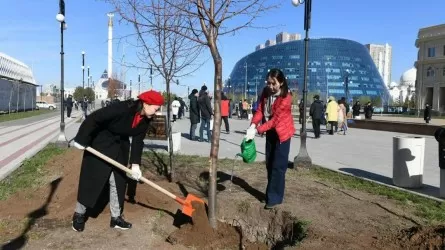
[
  {"xmin": 424, "ymin": 104, "xmax": 431, "ymax": 124},
  {"xmin": 66, "ymin": 94, "xmax": 74, "ymax": 118},
  {"xmin": 221, "ymin": 92, "xmax": 230, "ymax": 134},
  {"xmin": 326, "ymin": 96, "xmax": 338, "ymax": 135},
  {"xmin": 310, "ymin": 95, "xmax": 323, "ymax": 139},
  {"xmin": 188, "ymin": 89, "xmax": 200, "ymax": 140}
]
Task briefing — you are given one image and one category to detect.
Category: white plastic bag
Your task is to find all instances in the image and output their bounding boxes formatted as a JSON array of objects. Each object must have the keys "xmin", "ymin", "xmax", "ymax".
[{"xmin": 210, "ymin": 119, "xmax": 214, "ymax": 131}]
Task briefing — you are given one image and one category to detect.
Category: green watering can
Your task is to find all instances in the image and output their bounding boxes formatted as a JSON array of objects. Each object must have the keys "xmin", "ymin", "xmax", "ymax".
[{"xmin": 237, "ymin": 138, "xmax": 257, "ymax": 163}]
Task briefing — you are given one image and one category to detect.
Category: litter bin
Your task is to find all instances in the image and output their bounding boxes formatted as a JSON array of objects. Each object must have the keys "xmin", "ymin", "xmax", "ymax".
[{"xmin": 392, "ymin": 136, "xmax": 425, "ymax": 188}]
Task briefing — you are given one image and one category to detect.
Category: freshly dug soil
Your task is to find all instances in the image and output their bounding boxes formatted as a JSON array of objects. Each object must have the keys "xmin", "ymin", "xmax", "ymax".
[
  {"xmin": 167, "ymin": 201, "xmax": 241, "ymax": 249},
  {"xmin": 399, "ymin": 225, "xmax": 445, "ymax": 249}
]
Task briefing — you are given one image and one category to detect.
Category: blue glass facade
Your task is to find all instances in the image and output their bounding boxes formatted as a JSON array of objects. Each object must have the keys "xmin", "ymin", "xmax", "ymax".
[{"xmin": 226, "ymin": 38, "xmax": 390, "ymax": 101}]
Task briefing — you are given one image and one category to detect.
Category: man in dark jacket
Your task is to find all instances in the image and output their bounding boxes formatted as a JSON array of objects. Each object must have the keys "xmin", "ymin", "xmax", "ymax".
[
  {"xmin": 72, "ymin": 90, "xmax": 164, "ymax": 232},
  {"xmin": 424, "ymin": 104, "xmax": 431, "ymax": 124},
  {"xmin": 299, "ymin": 99, "xmax": 304, "ymax": 124},
  {"xmin": 364, "ymin": 102, "xmax": 373, "ymax": 119},
  {"xmin": 81, "ymin": 95, "xmax": 89, "ymax": 118},
  {"xmin": 188, "ymin": 89, "xmax": 200, "ymax": 140},
  {"xmin": 66, "ymin": 95, "xmax": 74, "ymax": 118},
  {"xmin": 310, "ymin": 95, "xmax": 324, "ymax": 138},
  {"xmin": 198, "ymin": 85, "xmax": 212, "ymax": 142}
]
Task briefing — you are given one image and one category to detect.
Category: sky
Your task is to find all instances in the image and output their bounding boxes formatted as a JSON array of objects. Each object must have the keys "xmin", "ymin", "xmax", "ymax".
[{"xmin": 1, "ymin": 0, "xmax": 444, "ymax": 97}]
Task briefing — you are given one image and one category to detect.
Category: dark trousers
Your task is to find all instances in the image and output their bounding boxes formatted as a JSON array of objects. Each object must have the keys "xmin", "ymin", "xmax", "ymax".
[
  {"xmin": 173, "ymin": 114, "xmax": 177, "ymax": 122},
  {"xmin": 199, "ymin": 118, "xmax": 211, "ymax": 142},
  {"xmin": 190, "ymin": 123, "xmax": 197, "ymax": 140},
  {"xmin": 328, "ymin": 121, "xmax": 337, "ymax": 135},
  {"xmin": 126, "ymin": 179, "xmax": 137, "ymax": 202},
  {"xmin": 265, "ymin": 130, "xmax": 291, "ymax": 206},
  {"xmin": 220, "ymin": 116, "xmax": 229, "ymax": 132},
  {"xmin": 312, "ymin": 118, "xmax": 321, "ymax": 138},
  {"xmin": 67, "ymin": 107, "xmax": 72, "ymax": 118}
]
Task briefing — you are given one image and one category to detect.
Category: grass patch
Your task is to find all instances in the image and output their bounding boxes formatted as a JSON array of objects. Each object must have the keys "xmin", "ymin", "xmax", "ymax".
[
  {"xmin": 309, "ymin": 166, "xmax": 445, "ymax": 224},
  {"xmin": 0, "ymin": 144, "xmax": 66, "ymax": 200},
  {"xmin": 0, "ymin": 109, "xmax": 55, "ymax": 123}
]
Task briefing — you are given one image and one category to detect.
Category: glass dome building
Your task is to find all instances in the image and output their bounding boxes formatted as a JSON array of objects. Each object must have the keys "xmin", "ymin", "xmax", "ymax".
[{"xmin": 226, "ymin": 38, "xmax": 390, "ymax": 102}]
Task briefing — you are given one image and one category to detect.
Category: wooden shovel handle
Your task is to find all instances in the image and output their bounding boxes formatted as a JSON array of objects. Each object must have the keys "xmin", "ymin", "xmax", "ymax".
[{"xmin": 85, "ymin": 147, "xmax": 177, "ymax": 200}]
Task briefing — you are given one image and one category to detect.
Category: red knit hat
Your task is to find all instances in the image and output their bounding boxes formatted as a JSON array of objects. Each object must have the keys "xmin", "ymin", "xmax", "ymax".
[{"xmin": 138, "ymin": 90, "xmax": 164, "ymax": 105}]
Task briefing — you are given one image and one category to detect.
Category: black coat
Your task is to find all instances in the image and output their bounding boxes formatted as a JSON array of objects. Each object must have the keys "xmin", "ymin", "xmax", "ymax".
[
  {"xmin": 74, "ymin": 100, "xmax": 151, "ymax": 209},
  {"xmin": 66, "ymin": 97, "xmax": 74, "ymax": 108},
  {"xmin": 310, "ymin": 100, "xmax": 324, "ymax": 120},
  {"xmin": 189, "ymin": 93, "xmax": 200, "ymax": 124},
  {"xmin": 424, "ymin": 106, "xmax": 431, "ymax": 121},
  {"xmin": 198, "ymin": 90, "xmax": 212, "ymax": 119},
  {"xmin": 352, "ymin": 104, "xmax": 361, "ymax": 117}
]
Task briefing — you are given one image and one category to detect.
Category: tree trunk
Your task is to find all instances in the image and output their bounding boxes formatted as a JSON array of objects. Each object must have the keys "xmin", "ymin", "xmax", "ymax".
[
  {"xmin": 166, "ymin": 79, "xmax": 174, "ymax": 181},
  {"xmin": 208, "ymin": 43, "xmax": 223, "ymax": 229}
]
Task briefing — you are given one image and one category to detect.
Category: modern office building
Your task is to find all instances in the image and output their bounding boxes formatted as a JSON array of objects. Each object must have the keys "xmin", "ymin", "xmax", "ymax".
[
  {"xmin": 365, "ymin": 43, "xmax": 392, "ymax": 87},
  {"xmin": 226, "ymin": 36, "xmax": 390, "ymax": 102},
  {"xmin": 415, "ymin": 24, "xmax": 445, "ymax": 113}
]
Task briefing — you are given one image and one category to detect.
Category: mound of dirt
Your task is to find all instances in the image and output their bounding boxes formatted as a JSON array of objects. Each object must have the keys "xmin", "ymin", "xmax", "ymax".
[
  {"xmin": 399, "ymin": 225, "xmax": 445, "ymax": 249},
  {"xmin": 167, "ymin": 201, "xmax": 241, "ymax": 249}
]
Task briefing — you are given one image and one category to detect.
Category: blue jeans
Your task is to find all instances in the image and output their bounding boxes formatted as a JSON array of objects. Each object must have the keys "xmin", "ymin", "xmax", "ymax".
[
  {"xmin": 265, "ymin": 130, "xmax": 291, "ymax": 206},
  {"xmin": 199, "ymin": 118, "xmax": 211, "ymax": 142}
]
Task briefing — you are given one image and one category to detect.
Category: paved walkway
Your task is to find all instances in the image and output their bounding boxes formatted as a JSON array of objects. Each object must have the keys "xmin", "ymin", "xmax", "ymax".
[
  {"xmin": 0, "ymin": 111, "xmax": 83, "ymax": 180},
  {"xmin": 148, "ymin": 115, "xmax": 441, "ymax": 199}
]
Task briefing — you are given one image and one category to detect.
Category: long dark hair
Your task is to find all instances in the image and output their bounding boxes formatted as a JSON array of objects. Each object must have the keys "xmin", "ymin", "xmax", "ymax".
[{"xmin": 266, "ymin": 68, "xmax": 289, "ymax": 98}]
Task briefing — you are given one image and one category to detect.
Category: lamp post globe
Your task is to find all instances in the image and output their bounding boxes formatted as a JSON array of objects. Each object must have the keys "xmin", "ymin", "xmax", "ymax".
[
  {"xmin": 56, "ymin": 13, "xmax": 65, "ymax": 22},
  {"xmin": 291, "ymin": 0, "xmax": 302, "ymax": 7}
]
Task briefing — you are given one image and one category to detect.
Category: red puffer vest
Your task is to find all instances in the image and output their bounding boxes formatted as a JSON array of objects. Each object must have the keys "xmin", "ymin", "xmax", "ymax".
[{"xmin": 251, "ymin": 92, "xmax": 295, "ymax": 143}]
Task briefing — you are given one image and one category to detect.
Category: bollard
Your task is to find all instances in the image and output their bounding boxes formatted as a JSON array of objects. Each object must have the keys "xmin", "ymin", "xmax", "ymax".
[{"xmin": 434, "ymin": 128, "xmax": 445, "ymax": 198}]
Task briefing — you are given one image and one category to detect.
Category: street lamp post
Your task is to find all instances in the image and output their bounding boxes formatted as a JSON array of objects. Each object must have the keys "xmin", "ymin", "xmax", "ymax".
[
  {"xmin": 344, "ymin": 69, "xmax": 350, "ymax": 104},
  {"xmin": 150, "ymin": 65, "xmax": 153, "ymax": 89},
  {"xmin": 138, "ymin": 74, "xmax": 141, "ymax": 95},
  {"xmin": 81, "ymin": 51, "xmax": 85, "ymax": 88},
  {"xmin": 87, "ymin": 66, "xmax": 90, "ymax": 88},
  {"xmin": 244, "ymin": 61, "xmax": 248, "ymax": 100},
  {"xmin": 56, "ymin": 0, "xmax": 68, "ymax": 146},
  {"xmin": 292, "ymin": 0, "xmax": 313, "ymax": 169}
]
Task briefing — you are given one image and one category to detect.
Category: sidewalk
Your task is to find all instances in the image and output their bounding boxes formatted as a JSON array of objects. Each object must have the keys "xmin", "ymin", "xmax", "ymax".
[
  {"xmin": 0, "ymin": 111, "xmax": 83, "ymax": 180},
  {"xmin": 145, "ymin": 115, "xmax": 441, "ymax": 199}
]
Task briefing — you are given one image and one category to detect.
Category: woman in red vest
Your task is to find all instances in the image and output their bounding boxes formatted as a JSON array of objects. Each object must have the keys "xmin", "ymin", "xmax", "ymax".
[
  {"xmin": 245, "ymin": 68, "xmax": 295, "ymax": 209},
  {"xmin": 221, "ymin": 93, "xmax": 230, "ymax": 133}
]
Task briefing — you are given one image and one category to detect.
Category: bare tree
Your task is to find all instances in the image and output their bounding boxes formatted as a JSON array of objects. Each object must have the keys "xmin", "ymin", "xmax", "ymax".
[
  {"xmin": 108, "ymin": 0, "xmax": 276, "ymax": 228},
  {"xmin": 109, "ymin": 0, "xmax": 203, "ymax": 181}
]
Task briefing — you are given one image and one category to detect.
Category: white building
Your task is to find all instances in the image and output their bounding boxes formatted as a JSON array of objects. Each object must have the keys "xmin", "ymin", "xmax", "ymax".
[
  {"xmin": 365, "ymin": 43, "xmax": 392, "ymax": 87},
  {"xmin": 415, "ymin": 23, "xmax": 445, "ymax": 113},
  {"xmin": 387, "ymin": 68, "xmax": 416, "ymax": 104}
]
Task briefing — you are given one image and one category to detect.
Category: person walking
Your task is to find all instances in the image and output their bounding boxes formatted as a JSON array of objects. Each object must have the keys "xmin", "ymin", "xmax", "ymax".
[
  {"xmin": 310, "ymin": 95, "xmax": 323, "ymax": 138},
  {"xmin": 364, "ymin": 102, "xmax": 374, "ymax": 119},
  {"xmin": 245, "ymin": 68, "xmax": 295, "ymax": 209},
  {"xmin": 188, "ymin": 89, "xmax": 200, "ymax": 140},
  {"xmin": 326, "ymin": 96, "xmax": 339, "ymax": 135},
  {"xmin": 198, "ymin": 85, "xmax": 212, "ymax": 142},
  {"xmin": 337, "ymin": 99, "xmax": 347, "ymax": 135},
  {"xmin": 424, "ymin": 104, "xmax": 431, "ymax": 124},
  {"xmin": 72, "ymin": 90, "xmax": 164, "ymax": 232},
  {"xmin": 171, "ymin": 97, "xmax": 181, "ymax": 122},
  {"xmin": 81, "ymin": 95, "xmax": 89, "ymax": 118},
  {"xmin": 66, "ymin": 95, "xmax": 74, "ymax": 118},
  {"xmin": 352, "ymin": 101, "xmax": 361, "ymax": 118},
  {"xmin": 221, "ymin": 93, "xmax": 230, "ymax": 133},
  {"xmin": 298, "ymin": 99, "xmax": 304, "ymax": 124}
]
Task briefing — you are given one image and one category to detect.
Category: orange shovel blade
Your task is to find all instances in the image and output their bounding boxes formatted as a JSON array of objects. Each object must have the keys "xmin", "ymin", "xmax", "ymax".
[{"xmin": 179, "ymin": 194, "xmax": 205, "ymax": 217}]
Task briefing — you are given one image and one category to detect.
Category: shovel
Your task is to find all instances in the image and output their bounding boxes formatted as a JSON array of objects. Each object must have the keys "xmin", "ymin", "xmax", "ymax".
[{"xmin": 85, "ymin": 147, "xmax": 205, "ymax": 217}]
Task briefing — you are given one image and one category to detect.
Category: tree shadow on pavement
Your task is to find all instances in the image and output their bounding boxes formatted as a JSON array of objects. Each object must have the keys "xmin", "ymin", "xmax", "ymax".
[
  {"xmin": 199, "ymin": 171, "xmax": 265, "ymax": 203},
  {"xmin": 1, "ymin": 178, "xmax": 62, "ymax": 250},
  {"xmin": 339, "ymin": 168, "xmax": 441, "ymax": 199}
]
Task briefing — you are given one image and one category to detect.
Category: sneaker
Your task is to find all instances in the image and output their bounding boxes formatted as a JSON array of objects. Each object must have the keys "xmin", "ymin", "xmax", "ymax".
[
  {"xmin": 72, "ymin": 212, "xmax": 86, "ymax": 232},
  {"xmin": 264, "ymin": 204, "xmax": 279, "ymax": 210},
  {"xmin": 110, "ymin": 216, "xmax": 132, "ymax": 230}
]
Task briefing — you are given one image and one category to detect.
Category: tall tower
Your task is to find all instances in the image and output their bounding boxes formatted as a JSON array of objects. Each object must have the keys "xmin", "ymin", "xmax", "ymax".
[
  {"xmin": 107, "ymin": 13, "xmax": 114, "ymax": 79},
  {"xmin": 365, "ymin": 43, "xmax": 392, "ymax": 87}
]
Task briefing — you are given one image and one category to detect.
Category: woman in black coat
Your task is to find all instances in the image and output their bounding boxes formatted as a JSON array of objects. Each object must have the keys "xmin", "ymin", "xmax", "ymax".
[
  {"xmin": 188, "ymin": 89, "xmax": 200, "ymax": 140},
  {"xmin": 424, "ymin": 104, "xmax": 431, "ymax": 124},
  {"xmin": 72, "ymin": 90, "xmax": 164, "ymax": 232}
]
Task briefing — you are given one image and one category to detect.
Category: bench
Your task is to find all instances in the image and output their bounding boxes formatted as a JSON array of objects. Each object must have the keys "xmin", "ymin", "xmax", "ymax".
[{"xmin": 145, "ymin": 114, "xmax": 181, "ymax": 152}]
